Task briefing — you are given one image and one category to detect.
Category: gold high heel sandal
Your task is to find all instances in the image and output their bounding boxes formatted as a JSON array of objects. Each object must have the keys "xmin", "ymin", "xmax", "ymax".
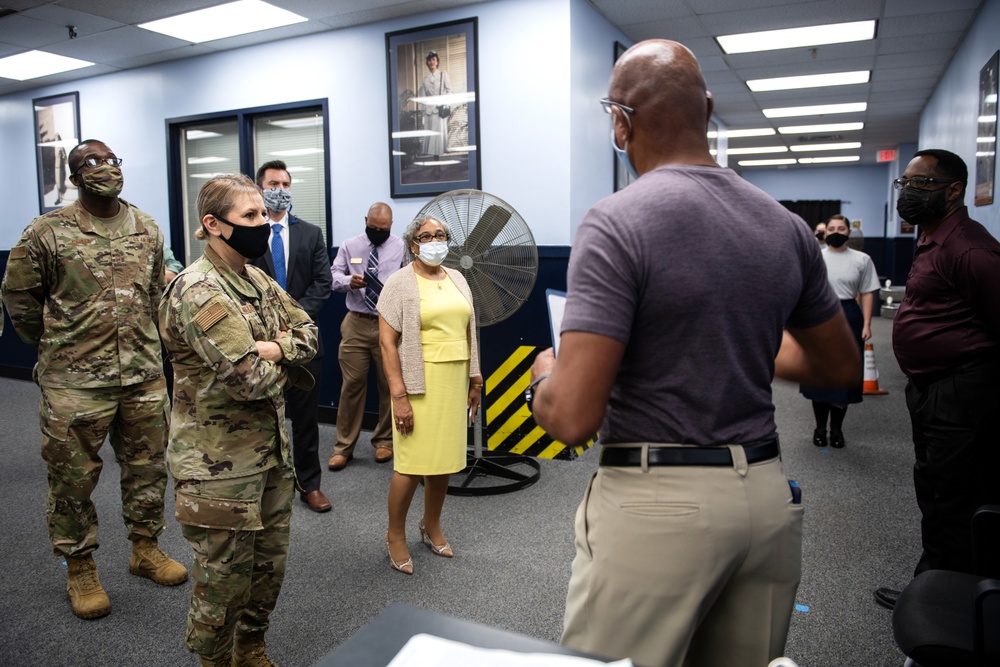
[
  {"xmin": 419, "ymin": 521, "xmax": 453, "ymax": 558},
  {"xmin": 385, "ymin": 533, "xmax": 414, "ymax": 575}
]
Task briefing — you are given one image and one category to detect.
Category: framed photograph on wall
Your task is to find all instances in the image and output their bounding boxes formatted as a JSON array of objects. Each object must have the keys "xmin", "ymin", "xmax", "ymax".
[
  {"xmin": 975, "ymin": 50, "xmax": 998, "ymax": 207},
  {"xmin": 386, "ymin": 18, "xmax": 480, "ymax": 198},
  {"xmin": 33, "ymin": 92, "xmax": 81, "ymax": 214},
  {"xmin": 612, "ymin": 41, "xmax": 635, "ymax": 192}
]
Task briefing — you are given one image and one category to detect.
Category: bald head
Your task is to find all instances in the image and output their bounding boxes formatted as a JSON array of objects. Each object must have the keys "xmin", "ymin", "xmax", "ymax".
[
  {"xmin": 609, "ymin": 40, "xmax": 713, "ymax": 165},
  {"xmin": 366, "ymin": 202, "xmax": 393, "ymax": 232}
]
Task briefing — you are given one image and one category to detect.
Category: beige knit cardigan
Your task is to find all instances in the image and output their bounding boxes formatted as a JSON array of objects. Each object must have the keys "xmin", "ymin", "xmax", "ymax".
[{"xmin": 377, "ymin": 264, "xmax": 481, "ymax": 394}]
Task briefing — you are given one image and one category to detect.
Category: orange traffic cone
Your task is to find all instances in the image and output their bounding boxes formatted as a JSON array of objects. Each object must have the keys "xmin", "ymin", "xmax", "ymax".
[{"xmin": 863, "ymin": 342, "xmax": 889, "ymax": 395}]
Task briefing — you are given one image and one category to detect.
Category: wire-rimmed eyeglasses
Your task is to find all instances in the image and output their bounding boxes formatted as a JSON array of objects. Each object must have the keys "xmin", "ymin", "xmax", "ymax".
[{"xmin": 892, "ymin": 176, "xmax": 952, "ymax": 190}]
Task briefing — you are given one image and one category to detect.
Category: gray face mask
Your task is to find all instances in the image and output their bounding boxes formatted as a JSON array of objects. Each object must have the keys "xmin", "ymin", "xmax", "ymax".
[{"xmin": 262, "ymin": 188, "xmax": 292, "ymax": 212}]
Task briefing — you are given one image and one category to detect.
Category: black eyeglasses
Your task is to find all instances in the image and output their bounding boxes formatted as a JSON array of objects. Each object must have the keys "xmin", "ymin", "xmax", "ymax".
[
  {"xmin": 892, "ymin": 176, "xmax": 951, "ymax": 190},
  {"xmin": 414, "ymin": 232, "xmax": 448, "ymax": 243}
]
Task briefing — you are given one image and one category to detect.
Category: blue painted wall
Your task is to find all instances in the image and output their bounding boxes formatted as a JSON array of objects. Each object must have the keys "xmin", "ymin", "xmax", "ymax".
[{"xmin": 919, "ymin": 0, "xmax": 1000, "ymax": 237}]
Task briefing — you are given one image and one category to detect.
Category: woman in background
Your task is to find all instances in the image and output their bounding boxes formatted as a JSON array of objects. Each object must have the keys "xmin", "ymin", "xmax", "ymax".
[
  {"xmin": 378, "ymin": 215, "xmax": 482, "ymax": 575},
  {"xmin": 159, "ymin": 174, "xmax": 318, "ymax": 666},
  {"xmin": 814, "ymin": 220, "xmax": 827, "ymax": 247},
  {"xmin": 802, "ymin": 214, "xmax": 880, "ymax": 449}
]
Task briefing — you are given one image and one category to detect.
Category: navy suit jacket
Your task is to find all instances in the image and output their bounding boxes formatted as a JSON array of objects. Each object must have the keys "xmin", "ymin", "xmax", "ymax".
[{"xmin": 251, "ymin": 214, "xmax": 332, "ymax": 356}]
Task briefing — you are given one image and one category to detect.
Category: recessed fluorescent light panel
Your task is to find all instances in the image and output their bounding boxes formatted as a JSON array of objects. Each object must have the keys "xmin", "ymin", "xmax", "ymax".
[
  {"xmin": 727, "ymin": 146, "xmax": 788, "ymax": 155},
  {"xmin": 798, "ymin": 156, "xmax": 861, "ymax": 164},
  {"xmin": 789, "ymin": 142, "xmax": 862, "ymax": 152},
  {"xmin": 747, "ymin": 71, "xmax": 870, "ymax": 92},
  {"xmin": 778, "ymin": 122, "xmax": 864, "ymax": 134},
  {"xmin": 717, "ymin": 20, "xmax": 876, "ymax": 54},
  {"xmin": 763, "ymin": 102, "xmax": 867, "ymax": 118},
  {"xmin": 738, "ymin": 159, "xmax": 797, "ymax": 166},
  {"xmin": 0, "ymin": 50, "xmax": 93, "ymax": 80},
  {"xmin": 713, "ymin": 128, "xmax": 776, "ymax": 138},
  {"xmin": 139, "ymin": 0, "xmax": 307, "ymax": 43},
  {"xmin": 186, "ymin": 130, "xmax": 223, "ymax": 140}
]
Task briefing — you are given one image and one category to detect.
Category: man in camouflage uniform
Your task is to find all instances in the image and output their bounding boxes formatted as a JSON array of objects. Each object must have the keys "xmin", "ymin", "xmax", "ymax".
[
  {"xmin": 1, "ymin": 139, "xmax": 187, "ymax": 620},
  {"xmin": 159, "ymin": 173, "xmax": 318, "ymax": 667}
]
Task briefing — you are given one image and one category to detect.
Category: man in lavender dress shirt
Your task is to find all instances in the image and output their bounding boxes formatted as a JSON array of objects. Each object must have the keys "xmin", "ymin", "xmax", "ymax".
[{"xmin": 329, "ymin": 203, "xmax": 405, "ymax": 470}]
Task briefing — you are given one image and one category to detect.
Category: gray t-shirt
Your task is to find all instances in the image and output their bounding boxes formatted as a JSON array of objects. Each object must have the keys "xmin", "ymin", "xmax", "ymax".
[
  {"xmin": 561, "ymin": 165, "xmax": 840, "ymax": 445},
  {"xmin": 821, "ymin": 247, "xmax": 880, "ymax": 300}
]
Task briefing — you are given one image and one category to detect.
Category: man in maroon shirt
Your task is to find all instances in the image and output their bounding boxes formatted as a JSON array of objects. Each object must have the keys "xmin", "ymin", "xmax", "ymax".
[{"xmin": 875, "ymin": 149, "xmax": 1000, "ymax": 610}]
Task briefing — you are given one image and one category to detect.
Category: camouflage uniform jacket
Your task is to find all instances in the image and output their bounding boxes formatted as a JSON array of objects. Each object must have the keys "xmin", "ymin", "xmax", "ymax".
[
  {"xmin": 1, "ymin": 199, "xmax": 165, "ymax": 388},
  {"xmin": 159, "ymin": 245, "xmax": 318, "ymax": 481}
]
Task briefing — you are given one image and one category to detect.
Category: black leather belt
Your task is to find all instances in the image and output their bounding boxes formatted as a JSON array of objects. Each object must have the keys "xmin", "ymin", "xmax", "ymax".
[
  {"xmin": 599, "ymin": 440, "xmax": 779, "ymax": 467},
  {"xmin": 351, "ymin": 311, "xmax": 379, "ymax": 320}
]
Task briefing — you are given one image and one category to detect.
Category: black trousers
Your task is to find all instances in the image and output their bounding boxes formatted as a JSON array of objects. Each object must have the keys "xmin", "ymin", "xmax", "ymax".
[
  {"xmin": 906, "ymin": 354, "xmax": 1000, "ymax": 575},
  {"xmin": 286, "ymin": 354, "xmax": 324, "ymax": 494}
]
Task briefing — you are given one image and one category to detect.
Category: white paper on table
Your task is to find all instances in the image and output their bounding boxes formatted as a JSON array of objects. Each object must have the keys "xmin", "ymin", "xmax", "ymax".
[
  {"xmin": 546, "ymin": 289, "xmax": 566, "ymax": 357},
  {"xmin": 386, "ymin": 633, "xmax": 634, "ymax": 667}
]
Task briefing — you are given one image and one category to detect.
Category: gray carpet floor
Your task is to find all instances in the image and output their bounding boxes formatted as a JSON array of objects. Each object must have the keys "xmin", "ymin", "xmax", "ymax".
[{"xmin": 0, "ymin": 314, "xmax": 919, "ymax": 666}]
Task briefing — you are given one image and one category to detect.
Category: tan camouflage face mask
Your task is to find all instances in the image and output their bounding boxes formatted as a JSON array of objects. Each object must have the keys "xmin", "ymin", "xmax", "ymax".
[{"xmin": 78, "ymin": 164, "xmax": 124, "ymax": 198}]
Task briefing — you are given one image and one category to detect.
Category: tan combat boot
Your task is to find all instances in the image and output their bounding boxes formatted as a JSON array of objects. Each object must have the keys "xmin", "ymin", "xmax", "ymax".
[
  {"xmin": 233, "ymin": 633, "xmax": 279, "ymax": 667},
  {"xmin": 199, "ymin": 654, "xmax": 233, "ymax": 667},
  {"xmin": 129, "ymin": 538, "xmax": 189, "ymax": 586},
  {"xmin": 66, "ymin": 555, "xmax": 111, "ymax": 619}
]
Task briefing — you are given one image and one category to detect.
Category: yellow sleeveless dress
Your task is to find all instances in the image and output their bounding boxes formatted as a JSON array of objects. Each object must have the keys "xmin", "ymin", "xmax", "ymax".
[{"xmin": 392, "ymin": 273, "xmax": 472, "ymax": 475}]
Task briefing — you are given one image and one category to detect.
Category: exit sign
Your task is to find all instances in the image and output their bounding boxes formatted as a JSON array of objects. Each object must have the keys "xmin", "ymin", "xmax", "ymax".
[{"xmin": 877, "ymin": 149, "xmax": 897, "ymax": 162}]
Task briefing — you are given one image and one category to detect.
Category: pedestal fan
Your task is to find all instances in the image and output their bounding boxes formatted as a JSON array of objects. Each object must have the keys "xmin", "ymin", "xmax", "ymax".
[{"xmin": 416, "ymin": 189, "xmax": 540, "ymax": 495}]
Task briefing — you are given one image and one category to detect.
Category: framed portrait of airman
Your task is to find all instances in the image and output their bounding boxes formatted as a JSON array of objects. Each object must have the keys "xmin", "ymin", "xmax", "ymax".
[
  {"xmin": 975, "ymin": 50, "xmax": 998, "ymax": 207},
  {"xmin": 33, "ymin": 91, "xmax": 80, "ymax": 214},
  {"xmin": 386, "ymin": 18, "xmax": 480, "ymax": 198}
]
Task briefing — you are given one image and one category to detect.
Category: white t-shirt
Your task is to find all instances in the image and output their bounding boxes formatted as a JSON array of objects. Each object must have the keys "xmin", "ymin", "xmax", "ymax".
[{"xmin": 822, "ymin": 247, "xmax": 880, "ymax": 300}]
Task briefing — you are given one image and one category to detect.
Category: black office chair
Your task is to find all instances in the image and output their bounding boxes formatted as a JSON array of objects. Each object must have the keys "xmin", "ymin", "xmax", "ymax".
[{"xmin": 891, "ymin": 505, "xmax": 1000, "ymax": 666}]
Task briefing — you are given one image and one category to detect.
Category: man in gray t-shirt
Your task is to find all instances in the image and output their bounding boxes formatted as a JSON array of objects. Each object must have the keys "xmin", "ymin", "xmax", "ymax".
[{"xmin": 529, "ymin": 40, "xmax": 859, "ymax": 667}]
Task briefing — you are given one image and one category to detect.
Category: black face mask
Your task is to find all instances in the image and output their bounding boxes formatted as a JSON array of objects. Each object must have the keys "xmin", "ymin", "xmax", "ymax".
[
  {"xmin": 815, "ymin": 232, "xmax": 826, "ymax": 241},
  {"xmin": 366, "ymin": 226, "xmax": 390, "ymax": 247},
  {"xmin": 825, "ymin": 232, "xmax": 849, "ymax": 248},
  {"xmin": 896, "ymin": 186, "xmax": 949, "ymax": 228},
  {"xmin": 214, "ymin": 215, "xmax": 271, "ymax": 260}
]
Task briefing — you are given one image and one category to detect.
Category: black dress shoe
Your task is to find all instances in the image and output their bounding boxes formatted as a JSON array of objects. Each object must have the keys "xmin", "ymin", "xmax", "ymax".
[
  {"xmin": 830, "ymin": 429, "xmax": 845, "ymax": 449},
  {"xmin": 874, "ymin": 587, "xmax": 899, "ymax": 609},
  {"xmin": 812, "ymin": 428, "xmax": 827, "ymax": 447}
]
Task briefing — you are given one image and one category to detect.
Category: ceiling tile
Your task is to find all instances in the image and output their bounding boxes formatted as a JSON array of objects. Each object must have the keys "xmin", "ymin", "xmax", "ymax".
[{"xmin": 46, "ymin": 25, "xmax": 187, "ymax": 62}]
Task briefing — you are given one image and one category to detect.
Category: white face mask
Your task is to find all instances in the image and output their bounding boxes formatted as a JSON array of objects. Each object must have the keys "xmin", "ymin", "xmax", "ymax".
[
  {"xmin": 611, "ymin": 129, "xmax": 639, "ymax": 181},
  {"xmin": 418, "ymin": 241, "xmax": 449, "ymax": 266}
]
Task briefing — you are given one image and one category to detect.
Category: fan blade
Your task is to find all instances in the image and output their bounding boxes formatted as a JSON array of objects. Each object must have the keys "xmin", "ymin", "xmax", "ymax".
[{"xmin": 464, "ymin": 204, "xmax": 511, "ymax": 256}]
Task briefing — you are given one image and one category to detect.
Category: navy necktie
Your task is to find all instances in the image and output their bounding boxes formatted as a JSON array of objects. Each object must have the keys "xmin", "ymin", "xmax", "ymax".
[
  {"xmin": 271, "ymin": 223, "xmax": 286, "ymax": 290},
  {"xmin": 364, "ymin": 246, "xmax": 379, "ymax": 311}
]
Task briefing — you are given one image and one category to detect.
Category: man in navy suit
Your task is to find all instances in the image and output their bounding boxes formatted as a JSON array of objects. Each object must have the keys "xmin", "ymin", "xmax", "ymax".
[{"xmin": 251, "ymin": 160, "xmax": 333, "ymax": 512}]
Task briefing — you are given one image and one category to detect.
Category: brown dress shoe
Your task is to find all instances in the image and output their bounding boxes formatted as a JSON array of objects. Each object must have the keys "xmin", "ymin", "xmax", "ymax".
[
  {"xmin": 327, "ymin": 453, "xmax": 352, "ymax": 471},
  {"xmin": 375, "ymin": 447, "xmax": 393, "ymax": 463},
  {"xmin": 301, "ymin": 489, "xmax": 331, "ymax": 513}
]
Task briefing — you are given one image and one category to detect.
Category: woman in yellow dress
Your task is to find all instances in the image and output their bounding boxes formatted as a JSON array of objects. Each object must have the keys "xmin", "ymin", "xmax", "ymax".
[{"xmin": 378, "ymin": 215, "xmax": 482, "ymax": 574}]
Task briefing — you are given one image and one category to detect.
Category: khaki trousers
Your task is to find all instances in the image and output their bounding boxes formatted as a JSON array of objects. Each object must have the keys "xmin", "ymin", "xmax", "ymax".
[
  {"xmin": 562, "ymin": 447, "xmax": 802, "ymax": 667},
  {"xmin": 334, "ymin": 312, "xmax": 392, "ymax": 456}
]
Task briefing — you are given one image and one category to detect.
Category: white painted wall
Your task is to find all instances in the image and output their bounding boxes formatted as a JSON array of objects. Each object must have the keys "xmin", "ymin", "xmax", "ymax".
[
  {"xmin": 919, "ymin": 0, "xmax": 1000, "ymax": 237},
  {"xmin": 568, "ymin": 0, "xmax": 628, "ymax": 241},
  {"xmin": 0, "ymin": 0, "xmax": 582, "ymax": 249},
  {"xmin": 740, "ymin": 164, "xmax": 891, "ymax": 236}
]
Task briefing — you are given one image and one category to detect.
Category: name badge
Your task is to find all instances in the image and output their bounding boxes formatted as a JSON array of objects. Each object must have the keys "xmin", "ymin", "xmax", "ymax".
[{"xmin": 350, "ymin": 257, "xmax": 363, "ymax": 264}]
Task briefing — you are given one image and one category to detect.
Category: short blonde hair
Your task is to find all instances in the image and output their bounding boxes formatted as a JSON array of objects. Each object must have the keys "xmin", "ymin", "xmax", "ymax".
[{"xmin": 194, "ymin": 174, "xmax": 259, "ymax": 240}]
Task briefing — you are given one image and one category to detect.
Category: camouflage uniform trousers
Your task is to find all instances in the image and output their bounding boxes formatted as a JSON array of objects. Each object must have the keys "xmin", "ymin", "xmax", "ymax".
[
  {"xmin": 39, "ymin": 377, "xmax": 169, "ymax": 558},
  {"xmin": 176, "ymin": 464, "xmax": 294, "ymax": 660}
]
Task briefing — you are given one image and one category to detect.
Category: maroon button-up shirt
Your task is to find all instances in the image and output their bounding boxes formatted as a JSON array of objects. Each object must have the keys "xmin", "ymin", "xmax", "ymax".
[{"xmin": 893, "ymin": 206, "xmax": 1000, "ymax": 377}]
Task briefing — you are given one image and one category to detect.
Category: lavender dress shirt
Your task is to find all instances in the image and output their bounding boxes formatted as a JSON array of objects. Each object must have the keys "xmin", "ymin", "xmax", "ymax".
[{"xmin": 331, "ymin": 233, "xmax": 406, "ymax": 315}]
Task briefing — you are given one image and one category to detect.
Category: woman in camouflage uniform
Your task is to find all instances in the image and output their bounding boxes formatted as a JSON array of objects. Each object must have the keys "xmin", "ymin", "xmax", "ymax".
[{"xmin": 158, "ymin": 174, "xmax": 318, "ymax": 667}]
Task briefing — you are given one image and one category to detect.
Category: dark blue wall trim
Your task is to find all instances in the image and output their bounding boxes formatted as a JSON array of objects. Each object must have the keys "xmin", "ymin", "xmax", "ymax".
[{"xmin": 0, "ymin": 247, "xmax": 574, "ymax": 423}]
